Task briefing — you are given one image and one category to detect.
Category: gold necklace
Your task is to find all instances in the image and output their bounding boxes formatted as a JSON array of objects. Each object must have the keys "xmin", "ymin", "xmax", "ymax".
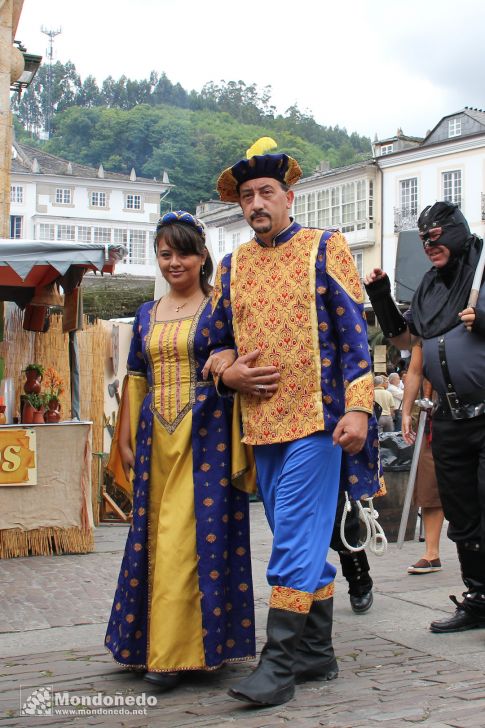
[{"xmin": 166, "ymin": 292, "xmax": 199, "ymax": 313}]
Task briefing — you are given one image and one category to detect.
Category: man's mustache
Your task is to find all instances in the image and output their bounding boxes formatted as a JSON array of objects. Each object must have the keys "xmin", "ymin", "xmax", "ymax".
[{"xmin": 250, "ymin": 211, "xmax": 271, "ymax": 221}]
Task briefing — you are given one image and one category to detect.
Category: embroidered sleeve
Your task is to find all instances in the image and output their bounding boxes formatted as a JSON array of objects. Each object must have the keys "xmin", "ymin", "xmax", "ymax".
[
  {"xmin": 209, "ymin": 255, "xmax": 236, "ymax": 354},
  {"xmin": 127, "ymin": 306, "xmax": 148, "ymax": 377},
  {"xmin": 326, "ymin": 231, "xmax": 364, "ymax": 303},
  {"xmin": 323, "ymin": 231, "xmax": 373, "ymax": 413},
  {"xmin": 209, "ymin": 256, "xmax": 236, "ymax": 395}
]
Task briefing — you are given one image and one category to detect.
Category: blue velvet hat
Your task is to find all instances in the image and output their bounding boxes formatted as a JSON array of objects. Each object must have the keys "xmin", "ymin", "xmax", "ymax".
[{"xmin": 217, "ymin": 138, "xmax": 302, "ymax": 203}]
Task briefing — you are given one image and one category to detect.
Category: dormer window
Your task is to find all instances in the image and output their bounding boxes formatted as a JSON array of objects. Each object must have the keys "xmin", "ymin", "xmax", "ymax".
[
  {"xmin": 55, "ymin": 188, "xmax": 72, "ymax": 204},
  {"xmin": 448, "ymin": 118, "xmax": 462, "ymax": 138},
  {"xmin": 381, "ymin": 144, "xmax": 394, "ymax": 155},
  {"xmin": 91, "ymin": 191, "xmax": 106, "ymax": 208},
  {"xmin": 126, "ymin": 193, "xmax": 141, "ymax": 210}
]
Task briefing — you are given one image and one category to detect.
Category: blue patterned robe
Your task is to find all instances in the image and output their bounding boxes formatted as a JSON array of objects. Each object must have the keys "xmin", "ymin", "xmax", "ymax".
[{"xmin": 105, "ymin": 299, "xmax": 255, "ymax": 670}]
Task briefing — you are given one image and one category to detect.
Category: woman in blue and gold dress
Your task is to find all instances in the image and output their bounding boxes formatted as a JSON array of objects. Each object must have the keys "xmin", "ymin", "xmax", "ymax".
[{"xmin": 105, "ymin": 211, "xmax": 255, "ymax": 691}]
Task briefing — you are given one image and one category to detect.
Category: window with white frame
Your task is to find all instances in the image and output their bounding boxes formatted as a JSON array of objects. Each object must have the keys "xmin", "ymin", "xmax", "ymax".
[
  {"xmin": 307, "ymin": 192, "xmax": 316, "ymax": 227},
  {"xmin": 93, "ymin": 227, "xmax": 111, "ymax": 243},
  {"xmin": 90, "ymin": 191, "xmax": 107, "ymax": 208},
  {"xmin": 126, "ymin": 194, "xmax": 141, "ymax": 210},
  {"xmin": 341, "ymin": 183, "xmax": 355, "ymax": 232},
  {"xmin": 218, "ymin": 227, "xmax": 225, "ymax": 254},
  {"xmin": 232, "ymin": 232, "xmax": 240, "ymax": 250},
  {"xmin": 129, "ymin": 230, "xmax": 146, "ymax": 264},
  {"xmin": 442, "ymin": 170, "xmax": 462, "ymax": 206},
  {"xmin": 57, "ymin": 224, "xmax": 75, "ymax": 241},
  {"xmin": 368, "ymin": 180, "xmax": 374, "ymax": 228},
  {"xmin": 400, "ymin": 178, "xmax": 418, "ymax": 215},
  {"xmin": 381, "ymin": 144, "xmax": 394, "ymax": 155},
  {"xmin": 9, "ymin": 215, "xmax": 22, "ymax": 239},
  {"xmin": 331, "ymin": 188, "xmax": 341, "ymax": 226},
  {"xmin": 296, "ymin": 181, "xmax": 370, "ymax": 230},
  {"xmin": 352, "ymin": 251, "xmax": 364, "ymax": 278},
  {"xmin": 10, "ymin": 185, "xmax": 23, "ymax": 203},
  {"xmin": 77, "ymin": 226, "xmax": 91, "ymax": 242},
  {"xmin": 448, "ymin": 118, "xmax": 462, "ymax": 138},
  {"xmin": 55, "ymin": 188, "xmax": 72, "ymax": 205},
  {"xmin": 317, "ymin": 190, "xmax": 330, "ymax": 227},
  {"xmin": 113, "ymin": 228, "xmax": 128, "ymax": 244},
  {"xmin": 356, "ymin": 180, "xmax": 366, "ymax": 230},
  {"xmin": 39, "ymin": 223, "xmax": 55, "ymax": 240},
  {"xmin": 293, "ymin": 195, "xmax": 305, "ymax": 223}
]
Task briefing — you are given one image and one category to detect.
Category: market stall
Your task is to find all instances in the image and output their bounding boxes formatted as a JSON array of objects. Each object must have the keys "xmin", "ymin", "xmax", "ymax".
[
  {"xmin": 0, "ymin": 240, "xmax": 125, "ymax": 558},
  {"xmin": 0, "ymin": 422, "xmax": 92, "ymax": 558}
]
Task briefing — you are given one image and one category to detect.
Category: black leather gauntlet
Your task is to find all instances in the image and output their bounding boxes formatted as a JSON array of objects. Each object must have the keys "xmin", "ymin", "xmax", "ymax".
[{"xmin": 364, "ymin": 275, "xmax": 407, "ymax": 338}]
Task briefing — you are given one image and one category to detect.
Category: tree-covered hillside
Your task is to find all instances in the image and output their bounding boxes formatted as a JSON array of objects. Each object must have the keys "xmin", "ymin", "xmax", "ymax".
[{"xmin": 13, "ymin": 63, "xmax": 372, "ymax": 212}]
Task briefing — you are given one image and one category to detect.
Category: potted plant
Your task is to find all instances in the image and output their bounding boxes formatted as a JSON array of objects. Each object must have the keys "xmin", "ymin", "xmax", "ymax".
[
  {"xmin": 23, "ymin": 364, "xmax": 44, "ymax": 395},
  {"xmin": 43, "ymin": 367, "xmax": 64, "ymax": 423},
  {"xmin": 22, "ymin": 392, "xmax": 46, "ymax": 425}
]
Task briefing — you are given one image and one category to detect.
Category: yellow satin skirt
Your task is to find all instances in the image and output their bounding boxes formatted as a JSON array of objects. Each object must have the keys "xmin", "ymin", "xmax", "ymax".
[{"xmin": 147, "ymin": 411, "xmax": 205, "ymax": 671}]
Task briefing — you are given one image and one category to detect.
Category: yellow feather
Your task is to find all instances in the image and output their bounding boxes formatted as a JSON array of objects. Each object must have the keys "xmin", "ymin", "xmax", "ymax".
[{"xmin": 246, "ymin": 137, "xmax": 278, "ymax": 159}]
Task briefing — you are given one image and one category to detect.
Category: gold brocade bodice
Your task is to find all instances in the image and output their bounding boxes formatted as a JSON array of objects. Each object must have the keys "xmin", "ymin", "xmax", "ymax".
[
  {"xmin": 231, "ymin": 229, "xmax": 324, "ymax": 445},
  {"xmin": 147, "ymin": 318, "xmax": 194, "ymax": 432}
]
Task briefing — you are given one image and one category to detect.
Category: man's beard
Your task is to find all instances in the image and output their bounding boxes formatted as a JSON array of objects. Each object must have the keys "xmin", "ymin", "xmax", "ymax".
[{"xmin": 250, "ymin": 212, "xmax": 272, "ymax": 234}]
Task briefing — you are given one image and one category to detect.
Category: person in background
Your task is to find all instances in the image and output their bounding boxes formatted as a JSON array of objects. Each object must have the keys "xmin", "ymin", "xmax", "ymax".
[
  {"xmin": 365, "ymin": 201, "xmax": 485, "ymax": 634},
  {"xmin": 373, "ymin": 375, "xmax": 395, "ymax": 433},
  {"xmin": 105, "ymin": 211, "xmax": 255, "ymax": 690},
  {"xmin": 402, "ymin": 345, "xmax": 444, "ymax": 574},
  {"xmin": 387, "ymin": 372, "xmax": 404, "ymax": 430},
  {"xmin": 331, "ymin": 492, "xmax": 374, "ymax": 613}
]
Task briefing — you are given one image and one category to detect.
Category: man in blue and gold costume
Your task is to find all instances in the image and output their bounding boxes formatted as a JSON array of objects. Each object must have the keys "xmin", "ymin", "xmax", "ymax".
[{"xmin": 205, "ymin": 139, "xmax": 381, "ymax": 706}]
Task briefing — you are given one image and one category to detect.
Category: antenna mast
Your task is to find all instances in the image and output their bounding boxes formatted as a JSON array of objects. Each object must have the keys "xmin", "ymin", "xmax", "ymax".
[{"xmin": 40, "ymin": 26, "xmax": 61, "ymax": 138}]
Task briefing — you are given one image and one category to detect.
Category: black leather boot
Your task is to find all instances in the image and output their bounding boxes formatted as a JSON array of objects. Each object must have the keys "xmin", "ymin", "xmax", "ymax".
[
  {"xmin": 293, "ymin": 595, "xmax": 338, "ymax": 684},
  {"xmin": 338, "ymin": 550, "xmax": 374, "ymax": 614},
  {"xmin": 144, "ymin": 671, "xmax": 180, "ymax": 691},
  {"xmin": 430, "ymin": 541, "xmax": 485, "ymax": 633},
  {"xmin": 228, "ymin": 607, "xmax": 308, "ymax": 706}
]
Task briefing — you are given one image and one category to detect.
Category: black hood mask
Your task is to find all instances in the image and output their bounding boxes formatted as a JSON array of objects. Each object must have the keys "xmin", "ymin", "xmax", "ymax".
[
  {"xmin": 418, "ymin": 201, "xmax": 471, "ymax": 261},
  {"xmin": 412, "ymin": 202, "xmax": 482, "ymax": 338}
]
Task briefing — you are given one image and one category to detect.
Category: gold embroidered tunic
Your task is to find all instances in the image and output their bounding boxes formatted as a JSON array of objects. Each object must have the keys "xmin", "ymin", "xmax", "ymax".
[{"xmin": 212, "ymin": 224, "xmax": 374, "ymax": 447}]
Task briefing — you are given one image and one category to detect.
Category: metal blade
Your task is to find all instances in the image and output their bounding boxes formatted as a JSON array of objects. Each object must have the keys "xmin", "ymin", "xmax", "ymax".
[{"xmin": 396, "ymin": 409, "xmax": 428, "ymax": 549}]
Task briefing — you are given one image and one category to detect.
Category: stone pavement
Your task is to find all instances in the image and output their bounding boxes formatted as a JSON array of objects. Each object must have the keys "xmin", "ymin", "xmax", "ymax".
[{"xmin": 1, "ymin": 503, "xmax": 485, "ymax": 727}]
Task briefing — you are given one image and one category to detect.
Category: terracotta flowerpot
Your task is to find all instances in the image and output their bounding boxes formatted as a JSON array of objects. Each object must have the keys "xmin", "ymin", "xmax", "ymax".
[
  {"xmin": 32, "ymin": 409, "xmax": 45, "ymax": 425},
  {"xmin": 24, "ymin": 370, "xmax": 42, "ymax": 395},
  {"xmin": 22, "ymin": 401, "xmax": 35, "ymax": 425},
  {"xmin": 45, "ymin": 398, "xmax": 61, "ymax": 423}
]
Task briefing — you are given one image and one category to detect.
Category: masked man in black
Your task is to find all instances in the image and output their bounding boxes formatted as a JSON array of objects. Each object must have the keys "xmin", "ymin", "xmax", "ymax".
[{"xmin": 364, "ymin": 201, "xmax": 485, "ymax": 633}]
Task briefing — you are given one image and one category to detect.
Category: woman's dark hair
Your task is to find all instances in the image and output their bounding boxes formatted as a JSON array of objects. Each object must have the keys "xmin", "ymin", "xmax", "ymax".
[{"xmin": 154, "ymin": 221, "xmax": 214, "ymax": 295}]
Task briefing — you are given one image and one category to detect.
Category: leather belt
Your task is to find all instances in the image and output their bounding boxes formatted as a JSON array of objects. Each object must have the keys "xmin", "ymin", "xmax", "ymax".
[{"xmin": 437, "ymin": 336, "xmax": 485, "ymax": 420}]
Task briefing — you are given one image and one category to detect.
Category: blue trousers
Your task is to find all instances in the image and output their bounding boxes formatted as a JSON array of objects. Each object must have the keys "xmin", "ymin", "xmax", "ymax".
[{"xmin": 254, "ymin": 432, "xmax": 342, "ymax": 593}]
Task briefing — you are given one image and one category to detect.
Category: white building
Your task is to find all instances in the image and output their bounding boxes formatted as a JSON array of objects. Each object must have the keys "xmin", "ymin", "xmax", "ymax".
[
  {"xmin": 291, "ymin": 160, "xmax": 380, "ymax": 280},
  {"xmin": 195, "ymin": 200, "xmax": 251, "ymax": 268},
  {"xmin": 9, "ymin": 141, "xmax": 172, "ymax": 277},
  {"xmin": 376, "ymin": 108, "xmax": 485, "ymax": 294},
  {"xmin": 196, "ymin": 160, "xmax": 381, "ymax": 282}
]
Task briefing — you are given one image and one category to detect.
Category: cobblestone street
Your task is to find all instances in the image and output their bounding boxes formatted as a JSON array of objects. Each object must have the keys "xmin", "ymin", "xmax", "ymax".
[{"xmin": 1, "ymin": 503, "xmax": 485, "ymax": 727}]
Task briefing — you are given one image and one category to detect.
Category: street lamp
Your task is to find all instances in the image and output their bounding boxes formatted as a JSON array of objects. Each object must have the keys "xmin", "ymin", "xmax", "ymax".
[{"xmin": 10, "ymin": 42, "xmax": 42, "ymax": 96}]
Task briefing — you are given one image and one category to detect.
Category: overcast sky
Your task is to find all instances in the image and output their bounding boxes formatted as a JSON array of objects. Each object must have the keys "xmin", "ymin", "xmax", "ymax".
[{"xmin": 17, "ymin": 0, "xmax": 485, "ymax": 141}]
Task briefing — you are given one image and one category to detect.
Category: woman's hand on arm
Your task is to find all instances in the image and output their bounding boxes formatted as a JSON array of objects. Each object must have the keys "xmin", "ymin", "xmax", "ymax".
[{"xmin": 202, "ymin": 349, "xmax": 237, "ymax": 380}]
